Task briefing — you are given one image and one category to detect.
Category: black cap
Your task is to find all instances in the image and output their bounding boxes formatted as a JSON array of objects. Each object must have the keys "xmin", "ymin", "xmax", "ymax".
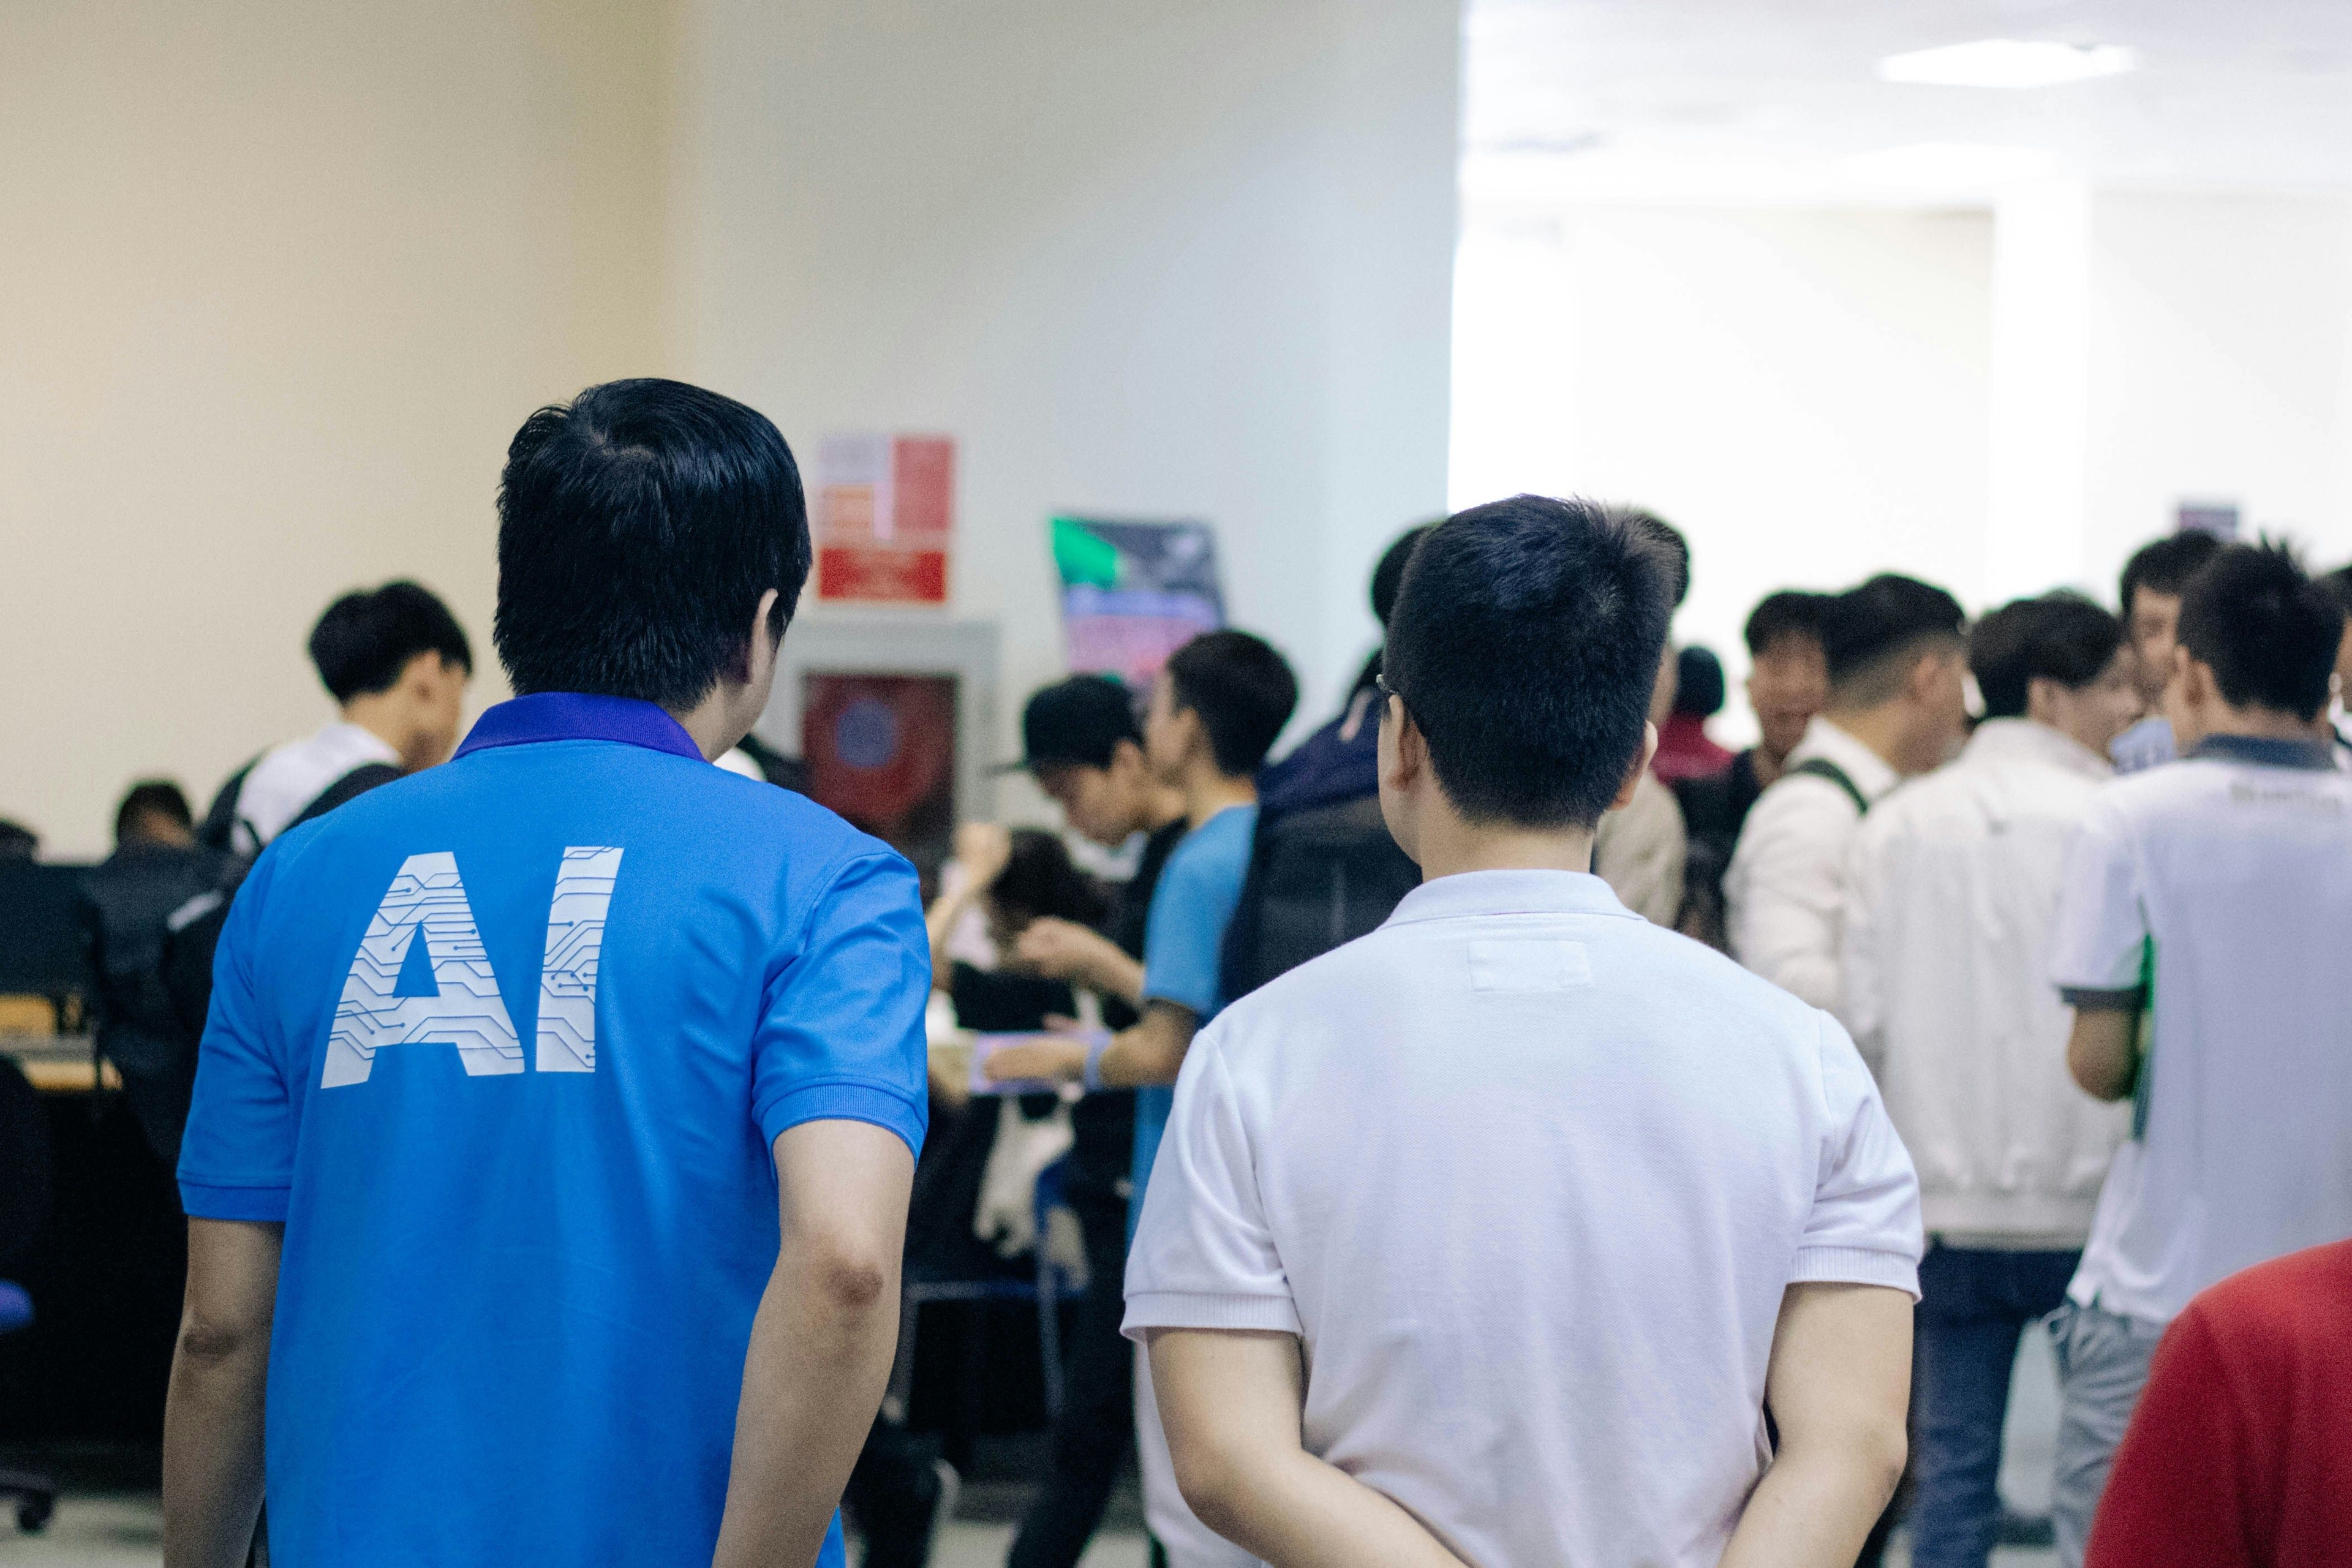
[{"xmin": 999, "ymin": 675, "xmax": 1142, "ymax": 773}]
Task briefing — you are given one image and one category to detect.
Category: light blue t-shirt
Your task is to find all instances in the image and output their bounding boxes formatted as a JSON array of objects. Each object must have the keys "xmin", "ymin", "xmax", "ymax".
[
  {"xmin": 178, "ymin": 693, "xmax": 930, "ymax": 1568},
  {"xmin": 2110, "ymin": 714, "xmax": 2176, "ymax": 774},
  {"xmin": 1130, "ymin": 803, "xmax": 1257, "ymax": 1232}
]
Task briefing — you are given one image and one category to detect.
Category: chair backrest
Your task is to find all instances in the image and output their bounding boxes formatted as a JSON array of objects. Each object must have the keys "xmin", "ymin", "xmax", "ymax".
[
  {"xmin": 0, "ymin": 1280, "xmax": 31, "ymax": 1336},
  {"xmin": 0, "ymin": 1055, "xmax": 55, "ymax": 1273}
]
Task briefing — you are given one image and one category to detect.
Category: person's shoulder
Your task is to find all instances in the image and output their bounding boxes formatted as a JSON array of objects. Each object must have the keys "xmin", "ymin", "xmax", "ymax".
[{"xmin": 2182, "ymin": 1239, "xmax": 2352, "ymax": 1358}]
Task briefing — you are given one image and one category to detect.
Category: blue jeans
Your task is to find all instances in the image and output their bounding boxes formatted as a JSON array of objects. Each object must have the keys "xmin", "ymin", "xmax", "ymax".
[{"xmin": 1908, "ymin": 1244, "xmax": 2079, "ymax": 1568}]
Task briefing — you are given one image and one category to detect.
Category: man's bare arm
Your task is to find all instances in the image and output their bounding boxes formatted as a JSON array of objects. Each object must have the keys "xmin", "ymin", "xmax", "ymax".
[
  {"xmin": 711, "ymin": 1120, "xmax": 914, "ymax": 1568},
  {"xmin": 981, "ymin": 1000, "xmax": 1197, "ymax": 1089},
  {"xmin": 163, "ymin": 1218, "xmax": 282, "ymax": 1568},
  {"xmin": 2068, "ymin": 1009, "xmax": 2139, "ymax": 1102},
  {"xmin": 1147, "ymin": 1329, "xmax": 1468, "ymax": 1568},
  {"xmin": 1720, "ymin": 1282, "xmax": 1911, "ymax": 1568}
]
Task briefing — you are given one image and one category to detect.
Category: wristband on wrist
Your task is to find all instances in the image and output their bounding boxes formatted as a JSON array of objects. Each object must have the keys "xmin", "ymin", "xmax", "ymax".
[{"xmin": 1082, "ymin": 1035, "xmax": 1113, "ymax": 1093}]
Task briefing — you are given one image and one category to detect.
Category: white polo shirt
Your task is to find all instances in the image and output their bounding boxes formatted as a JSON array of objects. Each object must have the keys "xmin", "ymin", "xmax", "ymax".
[
  {"xmin": 1725, "ymin": 716, "xmax": 1901, "ymax": 1011},
  {"xmin": 1125, "ymin": 869, "xmax": 1922, "ymax": 1568},
  {"xmin": 2050, "ymin": 734, "xmax": 2352, "ymax": 1326}
]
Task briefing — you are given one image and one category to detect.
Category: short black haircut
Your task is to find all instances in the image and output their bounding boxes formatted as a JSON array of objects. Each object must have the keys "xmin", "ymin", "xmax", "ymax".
[
  {"xmin": 2176, "ymin": 540, "xmax": 2344, "ymax": 722},
  {"xmin": 1743, "ymin": 590, "xmax": 1828, "ymax": 658},
  {"xmin": 2119, "ymin": 531, "xmax": 2225, "ymax": 616},
  {"xmin": 1673, "ymin": 645, "xmax": 1727, "ymax": 719},
  {"xmin": 309, "ymin": 581, "xmax": 471, "ymax": 703},
  {"xmin": 495, "ymin": 378, "xmax": 811, "ymax": 709},
  {"xmin": 115, "ymin": 780, "xmax": 194, "ymax": 843},
  {"xmin": 1621, "ymin": 508, "xmax": 1691, "ymax": 608},
  {"xmin": 1969, "ymin": 594, "xmax": 2125, "ymax": 720},
  {"xmin": 1383, "ymin": 495, "xmax": 1676, "ymax": 829},
  {"xmin": 988, "ymin": 828, "xmax": 1109, "ymax": 929},
  {"xmin": 1163, "ymin": 630, "xmax": 1298, "ymax": 777},
  {"xmin": 1821, "ymin": 574, "xmax": 1967, "ymax": 701}
]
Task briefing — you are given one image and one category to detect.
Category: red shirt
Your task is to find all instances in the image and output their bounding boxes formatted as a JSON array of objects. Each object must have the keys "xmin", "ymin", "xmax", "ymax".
[
  {"xmin": 2087, "ymin": 1240, "xmax": 2352, "ymax": 1568},
  {"xmin": 1653, "ymin": 712, "xmax": 1733, "ymax": 783}
]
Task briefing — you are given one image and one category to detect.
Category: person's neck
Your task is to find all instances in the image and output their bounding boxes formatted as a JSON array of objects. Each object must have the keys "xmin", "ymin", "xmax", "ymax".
[
  {"xmin": 1143, "ymin": 783, "xmax": 1188, "ymax": 833},
  {"xmin": 337, "ymin": 700, "xmax": 410, "ymax": 771},
  {"xmin": 1819, "ymin": 702, "xmax": 1910, "ymax": 775},
  {"xmin": 1752, "ymin": 742, "xmax": 1795, "ymax": 786},
  {"xmin": 1411, "ymin": 815, "xmax": 1596, "ymax": 883},
  {"xmin": 2187, "ymin": 704, "xmax": 2331, "ymax": 748},
  {"xmin": 1179, "ymin": 764, "xmax": 1256, "ymax": 829},
  {"xmin": 667, "ymin": 684, "xmax": 759, "ymax": 762}
]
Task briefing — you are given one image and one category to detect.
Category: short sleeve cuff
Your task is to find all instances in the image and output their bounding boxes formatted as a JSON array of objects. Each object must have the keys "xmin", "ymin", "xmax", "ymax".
[
  {"xmin": 1792, "ymin": 1245, "xmax": 1921, "ymax": 1300},
  {"xmin": 1121, "ymin": 1290, "xmax": 1303, "ymax": 1342},
  {"xmin": 758, "ymin": 1077, "xmax": 926, "ymax": 1156},
  {"xmin": 2060, "ymin": 986, "xmax": 2146, "ymax": 1012},
  {"xmin": 179, "ymin": 1179, "xmax": 291, "ymax": 1223}
]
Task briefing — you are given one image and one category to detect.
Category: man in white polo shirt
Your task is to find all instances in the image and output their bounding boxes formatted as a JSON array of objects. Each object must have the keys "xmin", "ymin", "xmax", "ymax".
[
  {"xmin": 2045, "ymin": 541, "xmax": 2352, "ymax": 1568},
  {"xmin": 1727, "ymin": 573, "xmax": 1968, "ymax": 1012},
  {"xmin": 1124, "ymin": 496, "xmax": 1924, "ymax": 1567}
]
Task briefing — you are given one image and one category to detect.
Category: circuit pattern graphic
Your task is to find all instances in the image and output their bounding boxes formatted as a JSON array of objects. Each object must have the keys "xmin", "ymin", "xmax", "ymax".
[
  {"xmin": 535, "ymin": 846, "xmax": 622, "ymax": 1072},
  {"xmin": 322, "ymin": 851, "xmax": 522, "ymax": 1087}
]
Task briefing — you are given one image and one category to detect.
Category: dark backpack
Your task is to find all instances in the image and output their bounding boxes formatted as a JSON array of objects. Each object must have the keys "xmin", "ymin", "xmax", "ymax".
[
  {"xmin": 81, "ymin": 845, "xmax": 243, "ymax": 1079},
  {"xmin": 1220, "ymin": 793, "xmax": 1422, "ymax": 1003}
]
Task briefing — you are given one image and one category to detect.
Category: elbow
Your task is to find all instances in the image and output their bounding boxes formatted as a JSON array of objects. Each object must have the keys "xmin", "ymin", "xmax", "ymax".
[
  {"xmin": 801, "ymin": 1231, "xmax": 894, "ymax": 1318},
  {"xmin": 1167, "ymin": 1438, "xmax": 1257, "ymax": 1545},
  {"xmin": 1858, "ymin": 1419, "xmax": 1909, "ymax": 1509},
  {"xmin": 175, "ymin": 1309, "xmax": 266, "ymax": 1370}
]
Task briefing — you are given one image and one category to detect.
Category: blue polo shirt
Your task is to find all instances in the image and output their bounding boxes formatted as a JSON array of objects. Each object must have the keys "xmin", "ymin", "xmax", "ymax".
[{"xmin": 178, "ymin": 693, "xmax": 930, "ymax": 1568}]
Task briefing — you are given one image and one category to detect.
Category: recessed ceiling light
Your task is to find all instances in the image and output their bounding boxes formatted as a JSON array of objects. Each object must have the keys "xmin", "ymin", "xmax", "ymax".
[{"xmin": 1877, "ymin": 39, "xmax": 2138, "ymax": 89}]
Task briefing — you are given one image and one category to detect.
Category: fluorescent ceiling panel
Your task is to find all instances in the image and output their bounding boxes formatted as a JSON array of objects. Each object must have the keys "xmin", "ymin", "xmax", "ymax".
[{"xmin": 1877, "ymin": 39, "xmax": 2139, "ymax": 89}]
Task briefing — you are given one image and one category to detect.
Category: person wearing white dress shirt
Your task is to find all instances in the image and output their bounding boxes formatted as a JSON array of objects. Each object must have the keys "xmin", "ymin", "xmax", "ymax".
[
  {"xmin": 1841, "ymin": 594, "xmax": 2141, "ymax": 1568},
  {"xmin": 1725, "ymin": 574, "xmax": 1968, "ymax": 1012}
]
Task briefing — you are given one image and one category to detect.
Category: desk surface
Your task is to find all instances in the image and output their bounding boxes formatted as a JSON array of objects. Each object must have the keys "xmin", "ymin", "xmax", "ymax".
[{"xmin": 0, "ymin": 1033, "xmax": 121, "ymax": 1092}]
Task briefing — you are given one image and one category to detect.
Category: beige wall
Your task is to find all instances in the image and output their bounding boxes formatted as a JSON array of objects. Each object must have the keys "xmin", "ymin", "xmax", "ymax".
[{"xmin": 0, "ymin": 0, "xmax": 673, "ymax": 856}]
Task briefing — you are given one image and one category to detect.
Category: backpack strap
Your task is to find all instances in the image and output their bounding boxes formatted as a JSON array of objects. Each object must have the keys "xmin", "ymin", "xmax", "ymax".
[{"xmin": 1784, "ymin": 756, "xmax": 1871, "ymax": 816}]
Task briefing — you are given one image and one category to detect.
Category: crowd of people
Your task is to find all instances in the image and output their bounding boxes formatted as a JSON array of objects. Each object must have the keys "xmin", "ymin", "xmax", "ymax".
[{"xmin": 21, "ymin": 375, "xmax": 2345, "ymax": 1568}]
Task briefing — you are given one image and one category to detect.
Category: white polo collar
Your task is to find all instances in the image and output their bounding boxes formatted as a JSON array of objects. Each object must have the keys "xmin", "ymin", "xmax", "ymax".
[
  {"xmin": 1787, "ymin": 715, "xmax": 1902, "ymax": 803},
  {"xmin": 1382, "ymin": 868, "xmax": 1640, "ymax": 929},
  {"xmin": 1962, "ymin": 717, "xmax": 2112, "ymax": 782}
]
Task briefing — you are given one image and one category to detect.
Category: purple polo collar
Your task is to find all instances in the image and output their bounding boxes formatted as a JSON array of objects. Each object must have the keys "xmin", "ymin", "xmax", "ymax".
[{"xmin": 453, "ymin": 692, "xmax": 705, "ymax": 763}]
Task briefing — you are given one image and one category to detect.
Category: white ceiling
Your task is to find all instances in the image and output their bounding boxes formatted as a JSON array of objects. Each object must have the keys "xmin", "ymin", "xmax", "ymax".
[{"xmin": 1466, "ymin": 0, "xmax": 2352, "ymax": 205}]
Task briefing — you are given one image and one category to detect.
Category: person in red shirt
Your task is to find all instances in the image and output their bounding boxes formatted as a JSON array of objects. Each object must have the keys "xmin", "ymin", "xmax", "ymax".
[{"xmin": 2086, "ymin": 1238, "xmax": 2352, "ymax": 1568}]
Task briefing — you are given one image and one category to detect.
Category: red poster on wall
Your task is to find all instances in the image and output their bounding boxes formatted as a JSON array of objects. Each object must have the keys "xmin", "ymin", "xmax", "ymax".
[{"xmin": 815, "ymin": 434, "xmax": 954, "ymax": 604}]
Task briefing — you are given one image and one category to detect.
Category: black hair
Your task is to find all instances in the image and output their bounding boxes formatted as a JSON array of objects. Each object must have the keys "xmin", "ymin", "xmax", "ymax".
[
  {"xmin": 1969, "ymin": 594, "xmax": 2125, "ymax": 721},
  {"xmin": 1370, "ymin": 526, "xmax": 1434, "ymax": 627},
  {"xmin": 115, "ymin": 780, "xmax": 194, "ymax": 843},
  {"xmin": 2119, "ymin": 531, "xmax": 2225, "ymax": 616},
  {"xmin": 1673, "ymin": 646, "xmax": 1727, "ymax": 719},
  {"xmin": 0, "ymin": 821, "xmax": 35, "ymax": 861},
  {"xmin": 2176, "ymin": 540, "xmax": 2344, "ymax": 722},
  {"xmin": 1744, "ymin": 590, "xmax": 1829, "ymax": 657},
  {"xmin": 494, "ymin": 378, "xmax": 811, "ymax": 709},
  {"xmin": 309, "ymin": 581, "xmax": 472, "ymax": 703},
  {"xmin": 1621, "ymin": 508, "xmax": 1691, "ymax": 608},
  {"xmin": 987, "ymin": 829, "xmax": 1109, "ymax": 928},
  {"xmin": 1821, "ymin": 574, "xmax": 1967, "ymax": 699},
  {"xmin": 1163, "ymin": 630, "xmax": 1299, "ymax": 777},
  {"xmin": 1383, "ymin": 494, "xmax": 1675, "ymax": 829},
  {"xmin": 1355, "ymin": 524, "xmax": 1438, "ymax": 693},
  {"xmin": 2321, "ymin": 564, "xmax": 2352, "ymax": 619}
]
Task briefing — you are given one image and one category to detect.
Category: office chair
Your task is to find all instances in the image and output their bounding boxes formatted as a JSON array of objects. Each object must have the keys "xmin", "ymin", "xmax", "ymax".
[{"xmin": 0, "ymin": 1057, "xmax": 57, "ymax": 1533}]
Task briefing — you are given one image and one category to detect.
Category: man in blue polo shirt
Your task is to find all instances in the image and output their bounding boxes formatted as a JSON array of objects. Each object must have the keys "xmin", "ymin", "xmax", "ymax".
[{"xmin": 162, "ymin": 380, "xmax": 930, "ymax": 1568}]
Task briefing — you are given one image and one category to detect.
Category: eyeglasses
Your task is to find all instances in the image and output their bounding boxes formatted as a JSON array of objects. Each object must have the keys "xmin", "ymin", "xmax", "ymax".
[{"xmin": 1374, "ymin": 671, "xmax": 1404, "ymax": 721}]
